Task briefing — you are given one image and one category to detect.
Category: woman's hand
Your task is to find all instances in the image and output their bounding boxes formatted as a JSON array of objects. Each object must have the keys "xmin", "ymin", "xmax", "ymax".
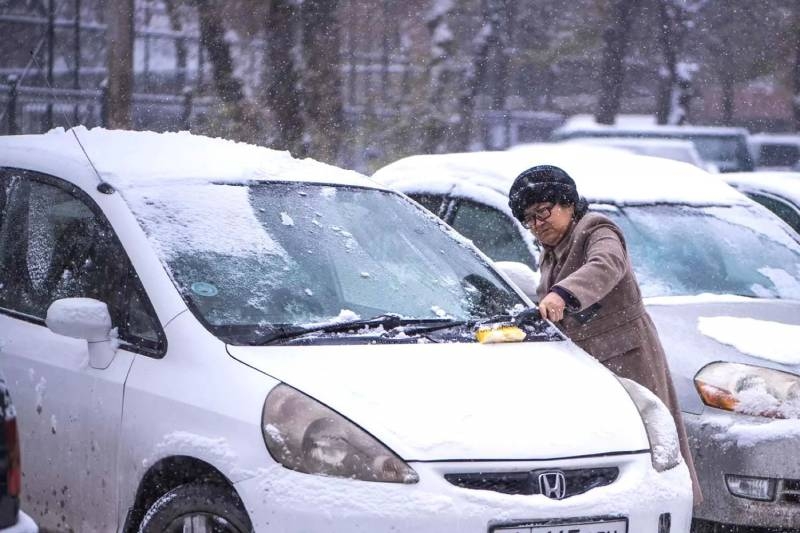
[{"xmin": 539, "ymin": 291, "xmax": 566, "ymax": 322}]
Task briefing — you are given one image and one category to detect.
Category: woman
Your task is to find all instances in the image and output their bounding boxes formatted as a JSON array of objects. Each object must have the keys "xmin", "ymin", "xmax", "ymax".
[{"xmin": 508, "ymin": 164, "xmax": 701, "ymax": 504}]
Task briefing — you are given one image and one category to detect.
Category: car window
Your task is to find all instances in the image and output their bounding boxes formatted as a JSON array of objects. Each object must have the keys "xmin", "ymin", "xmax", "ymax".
[
  {"xmin": 746, "ymin": 192, "xmax": 800, "ymax": 234},
  {"xmin": 758, "ymin": 144, "xmax": 800, "ymax": 168},
  {"xmin": 449, "ymin": 199, "xmax": 537, "ymax": 270},
  {"xmin": 603, "ymin": 204, "xmax": 800, "ymax": 299},
  {"xmin": 407, "ymin": 193, "xmax": 445, "ymax": 216},
  {"xmin": 0, "ymin": 170, "xmax": 163, "ymax": 352}
]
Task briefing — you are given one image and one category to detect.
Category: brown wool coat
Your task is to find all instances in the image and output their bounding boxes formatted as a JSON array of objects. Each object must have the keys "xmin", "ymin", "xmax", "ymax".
[{"xmin": 536, "ymin": 212, "xmax": 701, "ymax": 504}]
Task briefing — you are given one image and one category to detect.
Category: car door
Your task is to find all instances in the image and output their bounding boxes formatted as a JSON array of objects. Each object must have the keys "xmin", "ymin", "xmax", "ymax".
[{"xmin": 0, "ymin": 169, "xmax": 163, "ymax": 532}]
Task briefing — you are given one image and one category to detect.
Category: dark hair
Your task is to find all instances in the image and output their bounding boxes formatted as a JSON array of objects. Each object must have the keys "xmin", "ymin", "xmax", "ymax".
[{"xmin": 508, "ymin": 164, "xmax": 586, "ymax": 221}]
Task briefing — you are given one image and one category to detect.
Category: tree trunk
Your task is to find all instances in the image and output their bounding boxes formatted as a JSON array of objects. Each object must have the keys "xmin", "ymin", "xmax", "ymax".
[
  {"xmin": 301, "ymin": 0, "xmax": 344, "ymax": 164},
  {"xmin": 454, "ymin": 1, "xmax": 496, "ymax": 150},
  {"xmin": 193, "ymin": 0, "xmax": 258, "ymax": 141},
  {"xmin": 105, "ymin": 0, "xmax": 135, "ymax": 129},
  {"xmin": 596, "ymin": 0, "xmax": 639, "ymax": 125},
  {"xmin": 721, "ymin": 76, "xmax": 735, "ymax": 126},
  {"xmin": 656, "ymin": 0, "xmax": 697, "ymax": 125},
  {"xmin": 423, "ymin": 0, "xmax": 456, "ymax": 153},
  {"xmin": 488, "ymin": 0, "xmax": 514, "ymax": 148},
  {"xmin": 163, "ymin": 0, "xmax": 188, "ymax": 89},
  {"xmin": 264, "ymin": 0, "xmax": 305, "ymax": 156}
]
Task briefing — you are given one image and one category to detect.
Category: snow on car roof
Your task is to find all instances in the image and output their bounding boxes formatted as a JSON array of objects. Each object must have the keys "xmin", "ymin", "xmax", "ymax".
[
  {"xmin": 724, "ymin": 171, "xmax": 800, "ymax": 206},
  {"xmin": 0, "ymin": 127, "xmax": 377, "ymax": 191},
  {"xmin": 373, "ymin": 144, "xmax": 749, "ymax": 210},
  {"xmin": 748, "ymin": 133, "xmax": 800, "ymax": 146},
  {"xmin": 554, "ymin": 114, "xmax": 750, "ymax": 136}
]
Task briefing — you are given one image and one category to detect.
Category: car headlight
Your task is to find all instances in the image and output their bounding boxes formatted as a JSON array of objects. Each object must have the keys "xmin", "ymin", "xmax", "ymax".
[
  {"xmin": 694, "ymin": 362, "xmax": 800, "ymax": 419},
  {"xmin": 617, "ymin": 377, "xmax": 682, "ymax": 472},
  {"xmin": 262, "ymin": 384, "xmax": 419, "ymax": 483}
]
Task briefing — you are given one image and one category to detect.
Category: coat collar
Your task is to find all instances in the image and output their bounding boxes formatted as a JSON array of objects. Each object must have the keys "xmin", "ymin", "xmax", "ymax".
[{"xmin": 541, "ymin": 219, "xmax": 577, "ymax": 260}]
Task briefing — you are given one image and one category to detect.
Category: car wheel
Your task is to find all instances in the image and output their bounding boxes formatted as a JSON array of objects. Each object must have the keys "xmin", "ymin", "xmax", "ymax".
[{"xmin": 139, "ymin": 483, "xmax": 253, "ymax": 533}]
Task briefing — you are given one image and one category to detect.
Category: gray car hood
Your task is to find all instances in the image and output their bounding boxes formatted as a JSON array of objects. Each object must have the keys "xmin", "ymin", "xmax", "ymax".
[{"xmin": 645, "ymin": 296, "xmax": 800, "ymax": 414}]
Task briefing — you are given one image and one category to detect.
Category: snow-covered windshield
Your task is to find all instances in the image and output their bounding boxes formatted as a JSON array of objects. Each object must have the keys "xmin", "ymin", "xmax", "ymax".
[
  {"xmin": 604, "ymin": 204, "xmax": 800, "ymax": 299},
  {"xmin": 126, "ymin": 182, "xmax": 524, "ymax": 340}
]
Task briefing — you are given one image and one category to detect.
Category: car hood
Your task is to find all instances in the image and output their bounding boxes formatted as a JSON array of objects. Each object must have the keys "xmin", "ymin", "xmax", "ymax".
[
  {"xmin": 228, "ymin": 339, "xmax": 648, "ymax": 461},
  {"xmin": 645, "ymin": 296, "xmax": 800, "ymax": 414}
]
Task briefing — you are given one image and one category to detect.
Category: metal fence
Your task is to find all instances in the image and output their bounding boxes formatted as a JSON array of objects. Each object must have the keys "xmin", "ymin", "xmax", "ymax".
[{"xmin": 0, "ymin": 77, "xmax": 214, "ymax": 135}]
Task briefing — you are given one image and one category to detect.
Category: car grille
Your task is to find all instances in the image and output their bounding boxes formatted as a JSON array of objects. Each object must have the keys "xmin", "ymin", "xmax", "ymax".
[
  {"xmin": 779, "ymin": 479, "xmax": 800, "ymax": 504},
  {"xmin": 444, "ymin": 467, "xmax": 618, "ymax": 499}
]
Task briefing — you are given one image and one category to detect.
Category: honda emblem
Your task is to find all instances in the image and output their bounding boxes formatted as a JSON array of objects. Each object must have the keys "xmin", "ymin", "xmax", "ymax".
[{"xmin": 537, "ymin": 470, "xmax": 567, "ymax": 500}]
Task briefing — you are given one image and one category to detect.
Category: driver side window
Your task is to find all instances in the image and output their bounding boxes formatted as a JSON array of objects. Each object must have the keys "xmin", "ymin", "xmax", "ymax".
[{"xmin": 0, "ymin": 170, "xmax": 163, "ymax": 353}]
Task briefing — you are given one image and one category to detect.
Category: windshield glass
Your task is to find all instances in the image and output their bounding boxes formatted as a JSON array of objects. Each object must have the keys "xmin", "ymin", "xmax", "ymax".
[
  {"xmin": 126, "ymin": 182, "xmax": 525, "ymax": 341},
  {"xmin": 687, "ymin": 135, "xmax": 750, "ymax": 171},
  {"xmin": 603, "ymin": 204, "xmax": 800, "ymax": 299}
]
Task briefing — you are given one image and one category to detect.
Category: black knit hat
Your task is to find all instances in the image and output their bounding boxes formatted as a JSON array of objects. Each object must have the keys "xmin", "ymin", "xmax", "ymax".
[{"xmin": 508, "ymin": 164, "xmax": 579, "ymax": 222}]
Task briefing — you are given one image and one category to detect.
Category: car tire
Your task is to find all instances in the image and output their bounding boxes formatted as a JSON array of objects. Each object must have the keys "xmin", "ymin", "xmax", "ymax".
[{"xmin": 139, "ymin": 482, "xmax": 253, "ymax": 533}]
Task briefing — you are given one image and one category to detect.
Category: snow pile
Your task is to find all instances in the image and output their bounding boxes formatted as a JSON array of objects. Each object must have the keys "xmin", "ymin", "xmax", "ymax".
[
  {"xmin": 725, "ymin": 419, "xmax": 800, "ymax": 447},
  {"xmin": 697, "ymin": 316, "xmax": 800, "ymax": 365}
]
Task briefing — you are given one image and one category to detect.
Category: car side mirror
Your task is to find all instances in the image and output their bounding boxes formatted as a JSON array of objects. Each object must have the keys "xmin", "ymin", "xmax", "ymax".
[
  {"xmin": 46, "ymin": 297, "xmax": 117, "ymax": 370},
  {"xmin": 495, "ymin": 261, "xmax": 540, "ymax": 302}
]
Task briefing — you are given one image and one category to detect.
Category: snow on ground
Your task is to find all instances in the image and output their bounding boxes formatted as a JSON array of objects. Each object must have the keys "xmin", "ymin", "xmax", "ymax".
[{"xmin": 697, "ymin": 316, "xmax": 800, "ymax": 365}]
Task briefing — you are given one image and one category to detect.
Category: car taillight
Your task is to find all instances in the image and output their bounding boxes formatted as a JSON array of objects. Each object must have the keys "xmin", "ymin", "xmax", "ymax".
[{"xmin": 5, "ymin": 418, "xmax": 20, "ymax": 498}]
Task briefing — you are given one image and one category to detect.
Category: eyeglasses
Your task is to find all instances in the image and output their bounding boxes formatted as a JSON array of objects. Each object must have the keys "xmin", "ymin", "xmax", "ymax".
[{"xmin": 523, "ymin": 205, "xmax": 554, "ymax": 227}]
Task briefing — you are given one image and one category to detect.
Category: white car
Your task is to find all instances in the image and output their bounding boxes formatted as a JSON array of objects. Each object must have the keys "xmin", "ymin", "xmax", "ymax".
[
  {"xmin": 0, "ymin": 128, "xmax": 691, "ymax": 533},
  {"xmin": 551, "ymin": 138, "xmax": 711, "ymax": 171},
  {"xmin": 747, "ymin": 133, "xmax": 800, "ymax": 170},
  {"xmin": 723, "ymin": 171, "xmax": 800, "ymax": 234},
  {"xmin": 551, "ymin": 114, "xmax": 754, "ymax": 173},
  {"xmin": 374, "ymin": 146, "xmax": 800, "ymax": 532}
]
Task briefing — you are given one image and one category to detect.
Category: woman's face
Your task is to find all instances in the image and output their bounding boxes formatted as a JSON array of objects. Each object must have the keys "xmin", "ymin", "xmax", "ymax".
[{"xmin": 523, "ymin": 201, "xmax": 575, "ymax": 247}]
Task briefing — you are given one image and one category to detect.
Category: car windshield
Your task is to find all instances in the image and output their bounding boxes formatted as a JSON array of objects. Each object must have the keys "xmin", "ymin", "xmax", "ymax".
[
  {"xmin": 126, "ymin": 182, "xmax": 525, "ymax": 341},
  {"xmin": 687, "ymin": 136, "xmax": 749, "ymax": 171},
  {"xmin": 602, "ymin": 204, "xmax": 800, "ymax": 299}
]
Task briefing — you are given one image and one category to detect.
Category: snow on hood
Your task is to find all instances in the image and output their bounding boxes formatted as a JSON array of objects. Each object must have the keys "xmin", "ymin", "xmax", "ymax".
[
  {"xmin": 0, "ymin": 127, "xmax": 377, "ymax": 191},
  {"xmin": 228, "ymin": 341, "xmax": 648, "ymax": 461},
  {"xmin": 373, "ymin": 145, "xmax": 749, "ymax": 207},
  {"xmin": 697, "ymin": 316, "xmax": 800, "ymax": 365},
  {"xmin": 645, "ymin": 299, "xmax": 800, "ymax": 414}
]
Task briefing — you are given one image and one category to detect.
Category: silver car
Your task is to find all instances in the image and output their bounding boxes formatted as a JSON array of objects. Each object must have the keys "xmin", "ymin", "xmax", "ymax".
[{"xmin": 374, "ymin": 145, "xmax": 800, "ymax": 532}]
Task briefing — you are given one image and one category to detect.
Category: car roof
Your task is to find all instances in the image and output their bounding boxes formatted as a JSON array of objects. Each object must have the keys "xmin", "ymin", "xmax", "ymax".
[
  {"xmin": 554, "ymin": 137, "xmax": 705, "ymax": 166},
  {"xmin": 373, "ymin": 144, "xmax": 750, "ymax": 214},
  {"xmin": 724, "ymin": 172, "xmax": 800, "ymax": 206},
  {"xmin": 0, "ymin": 127, "xmax": 379, "ymax": 192},
  {"xmin": 748, "ymin": 133, "xmax": 800, "ymax": 147},
  {"xmin": 553, "ymin": 114, "xmax": 750, "ymax": 137}
]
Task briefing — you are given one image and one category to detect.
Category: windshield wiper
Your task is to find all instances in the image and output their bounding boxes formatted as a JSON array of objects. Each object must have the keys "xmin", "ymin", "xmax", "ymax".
[
  {"xmin": 252, "ymin": 313, "xmax": 459, "ymax": 345},
  {"xmin": 400, "ymin": 308, "xmax": 543, "ymax": 336}
]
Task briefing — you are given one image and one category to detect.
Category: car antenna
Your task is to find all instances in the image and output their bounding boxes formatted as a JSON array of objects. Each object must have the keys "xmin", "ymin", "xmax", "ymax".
[{"xmin": 27, "ymin": 48, "xmax": 115, "ymax": 195}]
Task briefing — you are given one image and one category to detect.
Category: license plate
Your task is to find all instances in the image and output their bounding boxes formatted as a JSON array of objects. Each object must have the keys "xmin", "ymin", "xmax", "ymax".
[{"xmin": 493, "ymin": 518, "xmax": 627, "ymax": 533}]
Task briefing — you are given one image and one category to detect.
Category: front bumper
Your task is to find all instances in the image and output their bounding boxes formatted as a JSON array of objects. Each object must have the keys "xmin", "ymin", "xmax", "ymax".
[
  {"xmin": 687, "ymin": 409, "xmax": 800, "ymax": 528},
  {"xmin": 236, "ymin": 452, "xmax": 691, "ymax": 532}
]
